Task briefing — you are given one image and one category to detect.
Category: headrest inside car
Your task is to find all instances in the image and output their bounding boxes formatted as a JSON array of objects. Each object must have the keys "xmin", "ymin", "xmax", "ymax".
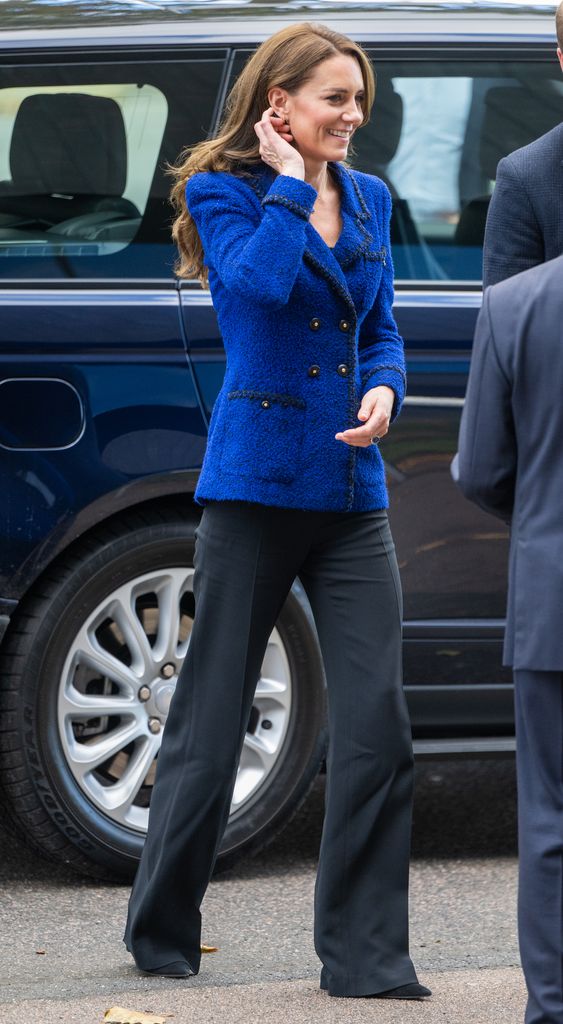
[
  {"xmin": 361, "ymin": 76, "xmax": 403, "ymax": 167},
  {"xmin": 9, "ymin": 92, "xmax": 127, "ymax": 196},
  {"xmin": 480, "ymin": 84, "xmax": 562, "ymax": 181}
]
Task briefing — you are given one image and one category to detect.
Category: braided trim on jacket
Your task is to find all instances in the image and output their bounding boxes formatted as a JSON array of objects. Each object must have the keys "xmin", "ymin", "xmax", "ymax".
[
  {"xmin": 348, "ymin": 169, "xmax": 372, "ymax": 222},
  {"xmin": 228, "ymin": 389, "xmax": 306, "ymax": 409},
  {"xmin": 341, "ymin": 243, "xmax": 387, "ymax": 269},
  {"xmin": 361, "ymin": 363, "xmax": 406, "ymax": 388},
  {"xmin": 346, "ymin": 320, "xmax": 359, "ymax": 510},
  {"xmin": 246, "ymin": 175, "xmax": 266, "ymax": 199},
  {"xmin": 303, "ymin": 249, "xmax": 357, "ymax": 321},
  {"xmin": 261, "ymin": 194, "xmax": 311, "ymax": 220},
  {"xmin": 366, "ymin": 245, "xmax": 387, "ymax": 266}
]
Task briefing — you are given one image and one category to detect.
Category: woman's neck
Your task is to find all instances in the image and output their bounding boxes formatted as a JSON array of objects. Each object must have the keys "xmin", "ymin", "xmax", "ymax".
[{"xmin": 303, "ymin": 160, "xmax": 332, "ymax": 199}]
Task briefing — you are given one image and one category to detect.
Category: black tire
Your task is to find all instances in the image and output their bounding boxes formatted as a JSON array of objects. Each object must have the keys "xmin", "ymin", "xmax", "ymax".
[{"xmin": 0, "ymin": 508, "xmax": 327, "ymax": 881}]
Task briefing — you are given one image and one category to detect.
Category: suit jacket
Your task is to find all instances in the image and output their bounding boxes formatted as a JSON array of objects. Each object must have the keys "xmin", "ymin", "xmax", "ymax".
[
  {"xmin": 186, "ymin": 162, "xmax": 406, "ymax": 512},
  {"xmin": 454, "ymin": 254, "xmax": 563, "ymax": 670},
  {"xmin": 483, "ymin": 122, "xmax": 563, "ymax": 288}
]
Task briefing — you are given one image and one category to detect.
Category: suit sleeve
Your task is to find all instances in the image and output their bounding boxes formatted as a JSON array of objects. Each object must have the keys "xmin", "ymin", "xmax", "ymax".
[
  {"xmin": 186, "ymin": 171, "xmax": 317, "ymax": 308},
  {"xmin": 453, "ymin": 288, "xmax": 516, "ymax": 521},
  {"xmin": 357, "ymin": 184, "xmax": 406, "ymax": 421},
  {"xmin": 483, "ymin": 156, "xmax": 544, "ymax": 288}
]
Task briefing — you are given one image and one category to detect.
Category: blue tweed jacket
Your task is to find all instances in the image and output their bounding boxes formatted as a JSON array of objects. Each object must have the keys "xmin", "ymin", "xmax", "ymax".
[
  {"xmin": 483, "ymin": 122, "xmax": 563, "ymax": 288},
  {"xmin": 186, "ymin": 161, "xmax": 406, "ymax": 512}
]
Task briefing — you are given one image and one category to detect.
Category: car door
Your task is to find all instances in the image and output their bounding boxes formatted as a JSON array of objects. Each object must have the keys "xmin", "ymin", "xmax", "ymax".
[{"xmin": 0, "ymin": 44, "xmax": 228, "ymax": 588}]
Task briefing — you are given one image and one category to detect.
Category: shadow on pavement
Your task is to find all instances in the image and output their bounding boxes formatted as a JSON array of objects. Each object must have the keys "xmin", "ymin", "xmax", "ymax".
[
  {"xmin": 224, "ymin": 757, "xmax": 518, "ymax": 881},
  {"xmin": 0, "ymin": 758, "xmax": 517, "ymax": 887}
]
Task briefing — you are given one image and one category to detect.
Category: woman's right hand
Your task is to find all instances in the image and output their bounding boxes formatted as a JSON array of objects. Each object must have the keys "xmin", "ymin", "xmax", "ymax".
[{"xmin": 254, "ymin": 108, "xmax": 305, "ymax": 178}]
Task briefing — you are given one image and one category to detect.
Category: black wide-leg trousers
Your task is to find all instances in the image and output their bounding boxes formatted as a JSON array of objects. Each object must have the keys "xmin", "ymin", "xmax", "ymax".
[
  {"xmin": 124, "ymin": 501, "xmax": 417, "ymax": 997},
  {"xmin": 514, "ymin": 670, "xmax": 563, "ymax": 1024}
]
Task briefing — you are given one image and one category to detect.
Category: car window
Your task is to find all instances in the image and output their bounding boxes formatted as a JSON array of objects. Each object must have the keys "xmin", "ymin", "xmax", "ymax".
[
  {"xmin": 0, "ymin": 55, "xmax": 227, "ymax": 280},
  {"xmin": 351, "ymin": 57, "xmax": 563, "ymax": 283}
]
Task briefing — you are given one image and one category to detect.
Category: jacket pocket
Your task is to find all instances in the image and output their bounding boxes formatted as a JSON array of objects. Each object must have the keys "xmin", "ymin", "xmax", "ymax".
[{"xmin": 220, "ymin": 390, "xmax": 306, "ymax": 485}]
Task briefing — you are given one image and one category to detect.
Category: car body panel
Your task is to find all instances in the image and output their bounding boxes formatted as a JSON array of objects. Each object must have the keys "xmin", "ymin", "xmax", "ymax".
[
  {"xmin": 0, "ymin": 287, "xmax": 206, "ymax": 596},
  {"xmin": 1, "ymin": 0, "xmax": 556, "ymax": 748}
]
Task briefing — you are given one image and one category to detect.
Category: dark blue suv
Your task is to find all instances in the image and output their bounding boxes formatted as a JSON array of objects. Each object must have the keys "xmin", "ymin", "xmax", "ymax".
[{"xmin": 0, "ymin": 0, "xmax": 559, "ymax": 879}]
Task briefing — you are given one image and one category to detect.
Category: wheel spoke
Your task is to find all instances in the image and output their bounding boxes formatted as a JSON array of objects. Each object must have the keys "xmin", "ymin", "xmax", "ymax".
[
  {"xmin": 149, "ymin": 570, "xmax": 194, "ymax": 663},
  {"xmin": 74, "ymin": 627, "xmax": 140, "ymax": 693},
  {"xmin": 253, "ymin": 674, "xmax": 291, "ymax": 738},
  {"xmin": 95, "ymin": 734, "xmax": 160, "ymax": 815},
  {"xmin": 254, "ymin": 674, "xmax": 288, "ymax": 700},
  {"xmin": 69, "ymin": 720, "xmax": 143, "ymax": 774},
  {"xmin": 110, "ymin": 591, "xmax": 154, "ymax": 677},
  {"xmin": 231, "ymin": 733, "xmax": 277, "ymax": 808},
  {"xmin": 60, "ymin": 686, "xmax": 138, "ymax": 719},
  {"xmin": 242, "ymin": 731, "xmax": 278, "ymax": 771}
]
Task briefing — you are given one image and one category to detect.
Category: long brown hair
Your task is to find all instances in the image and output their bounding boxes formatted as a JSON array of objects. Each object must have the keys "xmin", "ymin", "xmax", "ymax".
[{"xmin": 168, "ymin": 22, "xmax": 375, "ymax": 283}]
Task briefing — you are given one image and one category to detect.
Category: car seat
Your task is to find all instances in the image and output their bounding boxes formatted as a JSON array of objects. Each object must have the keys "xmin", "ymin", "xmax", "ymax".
[{"xmin": 0, "ymin": 92, "xmax": 140, "ymax": 242}]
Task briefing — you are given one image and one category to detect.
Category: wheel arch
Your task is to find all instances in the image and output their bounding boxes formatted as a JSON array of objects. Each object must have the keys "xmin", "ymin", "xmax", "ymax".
[{"xmin": 1, "ymin": 473, "xmax": 203, "ymax": 649}]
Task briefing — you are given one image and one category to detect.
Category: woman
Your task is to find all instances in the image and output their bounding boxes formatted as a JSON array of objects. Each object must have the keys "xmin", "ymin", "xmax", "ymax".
[{"xmin": 124, "ymin": 21, "xmax": 430, "ymax": 1001}]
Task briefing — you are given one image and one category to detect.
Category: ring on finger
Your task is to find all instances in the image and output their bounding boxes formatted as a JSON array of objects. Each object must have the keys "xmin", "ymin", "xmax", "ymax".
[{"xmin": 370, "ymin": 436, "xmax": 381, "ymax": 444}]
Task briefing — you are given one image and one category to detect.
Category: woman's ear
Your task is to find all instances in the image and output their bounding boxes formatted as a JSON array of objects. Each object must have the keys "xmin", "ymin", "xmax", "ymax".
[{"xmin": 267, "ymin": 86, "xmax": 289, "ymax": 118}]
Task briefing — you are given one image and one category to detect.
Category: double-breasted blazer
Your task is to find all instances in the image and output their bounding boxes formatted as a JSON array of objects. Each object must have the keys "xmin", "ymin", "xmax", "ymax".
[{"xmin": 185, "ymin": 161, "xmax": 406, "ymax": 512}]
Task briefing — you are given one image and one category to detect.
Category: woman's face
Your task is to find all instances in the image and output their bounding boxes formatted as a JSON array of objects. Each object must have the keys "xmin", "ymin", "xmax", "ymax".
[{"xmin": 270, "ymin": 54, "xmax": 365, "ymax": 164}]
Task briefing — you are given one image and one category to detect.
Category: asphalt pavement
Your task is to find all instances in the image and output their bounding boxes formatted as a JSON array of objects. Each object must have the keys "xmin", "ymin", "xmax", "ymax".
[{"xmin": 0, "ymin": 759, "xmax": 524, "ymax": 1024}]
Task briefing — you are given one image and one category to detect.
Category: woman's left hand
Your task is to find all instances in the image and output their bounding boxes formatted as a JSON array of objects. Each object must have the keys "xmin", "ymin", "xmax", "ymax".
[{"xmin": 335, "ymin": 386, "xmax": 395, "ymax": 447}]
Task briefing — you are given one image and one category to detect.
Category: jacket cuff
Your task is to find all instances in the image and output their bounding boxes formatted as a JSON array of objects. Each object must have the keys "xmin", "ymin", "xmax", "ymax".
[
  {"xmin": 361, "ymin": 366, "xmax": 406, "ymax": 421},
  {"xmin": 261, "ymin": 175, "xmax": 317, "ymax": 220}
]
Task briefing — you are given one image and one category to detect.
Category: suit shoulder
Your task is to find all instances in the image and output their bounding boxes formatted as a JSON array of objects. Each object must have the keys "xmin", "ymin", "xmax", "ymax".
[
  {"xmin": 488, "ymin": 255, "xmax": 562, "ymax": 314},
  {"xmin": 486, "ymin": 256, "xmax": 563, "ymax": 368},
  {"xmin": 501, "ymin": 121, "xmax": 563, "ymax": 175}
]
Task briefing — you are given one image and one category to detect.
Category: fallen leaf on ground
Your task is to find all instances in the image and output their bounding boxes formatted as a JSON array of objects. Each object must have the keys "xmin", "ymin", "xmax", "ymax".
[
  {"xmin": 200, "ymin": 943, "xmax": 218, "ymax": 953},
  {"xmin": 103, "ymin": 1007, "xmax": 172, "ymax": 1024}
]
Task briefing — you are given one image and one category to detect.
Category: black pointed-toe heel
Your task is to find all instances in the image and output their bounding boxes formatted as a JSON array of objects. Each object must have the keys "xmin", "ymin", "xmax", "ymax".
[
  {"xmin": 373, "ymin": 982, "xmax": 432, "ymax": 1000},
  {"xmin": 142, "ymin": 961, "xmax": 193, "ymax": 978}
]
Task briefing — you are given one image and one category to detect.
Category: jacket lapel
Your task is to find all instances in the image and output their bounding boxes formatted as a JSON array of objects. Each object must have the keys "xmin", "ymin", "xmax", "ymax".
[
  {"xmin": 333, "ymin": 164, "xmax": 387, "ymax": 264},
  {"xmin": 248, "ymin": 162, "xmax": 379, "ymax": 323},
  {"xmin": 302, "ymin": 223, "xmax": 357, "ymax": 323},
  {"xmin": 303, "ymin": 162, "xmax": 373, "ymax": 323}
]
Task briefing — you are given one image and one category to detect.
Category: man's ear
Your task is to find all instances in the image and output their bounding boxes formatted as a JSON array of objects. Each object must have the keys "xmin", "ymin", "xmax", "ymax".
[{"xmin": 558, "ymin": 47, "xmax": 563, "ymax": 72}]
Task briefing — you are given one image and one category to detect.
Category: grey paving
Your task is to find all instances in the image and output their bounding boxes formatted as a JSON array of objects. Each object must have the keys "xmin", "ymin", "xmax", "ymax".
[
  {"xmin": 0, "ymin": 971, "xmax": 528, "ymax": 1024},
  {"xmin": 0, "ymin": 760, "xmax": 523, "ymax": 1022}
]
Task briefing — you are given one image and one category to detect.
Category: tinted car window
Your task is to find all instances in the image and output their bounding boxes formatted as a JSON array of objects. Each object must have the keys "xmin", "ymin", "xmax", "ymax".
[
  {"xmin": 350, "ymin": 58, "xmax": 563, "ymax": 282},
  {"xmin": 0, "ymin": 54, "xmax": 227, "ymax": 279}
]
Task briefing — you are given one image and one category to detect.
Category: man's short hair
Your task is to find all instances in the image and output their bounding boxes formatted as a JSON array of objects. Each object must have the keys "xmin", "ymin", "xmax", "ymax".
[{"xmin": 557, "ymin": 0, "xmax": 563, "ymax": 50}]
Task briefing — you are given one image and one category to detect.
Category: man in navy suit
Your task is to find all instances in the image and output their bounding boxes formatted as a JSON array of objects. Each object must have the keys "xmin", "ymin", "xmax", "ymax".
[
  {"xmin": 483, "ymin": 2, "xmax": 563, "ymax": 287},
  {"xmin": 454, "ymin": 254, "xmax": 563, "ymax": 1024}
]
